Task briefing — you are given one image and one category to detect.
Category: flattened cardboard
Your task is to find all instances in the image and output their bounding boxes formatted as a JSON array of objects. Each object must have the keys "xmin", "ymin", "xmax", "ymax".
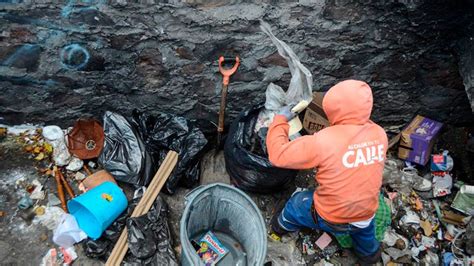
[{"xmin": 303, "ymin": 92, "xmax": 329, "ymax": 134}]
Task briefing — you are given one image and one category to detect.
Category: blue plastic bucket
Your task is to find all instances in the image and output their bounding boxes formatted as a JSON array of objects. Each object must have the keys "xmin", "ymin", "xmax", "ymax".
[
  {"xmin": 68, "ymin": 181, "xmax": 127, "ymax": 240},
  {"xmin": 180, "ymin": 183, "xmax": 267, "ymax": 266}
]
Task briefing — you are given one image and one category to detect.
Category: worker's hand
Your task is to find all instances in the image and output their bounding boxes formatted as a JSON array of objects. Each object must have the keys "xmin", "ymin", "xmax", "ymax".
[{"xmin": 278, "ymin": 105, "xmax": 297, "ymax": 121}]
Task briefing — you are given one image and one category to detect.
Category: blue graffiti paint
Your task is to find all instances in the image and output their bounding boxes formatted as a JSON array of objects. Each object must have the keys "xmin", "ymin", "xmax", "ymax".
[
  {"xmin": 60, "ymin": 44, "xmax": 90, "ymax": 70},
  {"xmin": 61, "ymin": 0, "xmax": 106, "ymax": 18},
  {"xmin": 2, "ymin": 44, "xmax": 37, "ymax": 66}
]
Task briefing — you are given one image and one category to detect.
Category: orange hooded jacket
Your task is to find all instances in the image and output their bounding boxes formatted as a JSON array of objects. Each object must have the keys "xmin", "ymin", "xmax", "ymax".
[{"xmin": 266, "ymin": 80, "xmax": 388, "ymax": 224}]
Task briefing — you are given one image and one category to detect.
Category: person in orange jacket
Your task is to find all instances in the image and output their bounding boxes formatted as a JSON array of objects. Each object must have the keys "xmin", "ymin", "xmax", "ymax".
[{"xmin": 266, "ymin": 80, "xmax": 388, "ymax": 264}]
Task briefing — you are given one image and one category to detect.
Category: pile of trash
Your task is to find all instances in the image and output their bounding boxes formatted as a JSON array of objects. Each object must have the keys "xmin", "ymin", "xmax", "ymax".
[
  {"xmin": 0, "ymin": 110, "xmax": 207, "ymax": 265},
  {"xmin": 380, "ymin": 152, "xmax": 474, "ymax": 264}
]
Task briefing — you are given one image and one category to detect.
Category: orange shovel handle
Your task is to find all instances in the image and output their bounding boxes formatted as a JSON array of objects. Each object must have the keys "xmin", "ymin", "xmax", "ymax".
[{"xmin": 218, "ymin": 56, "xmax": 240, "ymax": 86}]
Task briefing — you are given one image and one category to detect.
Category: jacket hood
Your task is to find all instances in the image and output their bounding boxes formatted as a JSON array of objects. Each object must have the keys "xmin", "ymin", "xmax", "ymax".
[{"xmin": 322, "ymin": 80, "xmax": 373, "ymax": 126}]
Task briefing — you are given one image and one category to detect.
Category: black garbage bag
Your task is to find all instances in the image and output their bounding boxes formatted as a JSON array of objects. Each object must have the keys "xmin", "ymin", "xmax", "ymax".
[
  {"xmin": 124, "ymin": 197, "xmax": 177, "ymax": 265},
  {"xmin": 84, "ymin": 190, "xmax": 177, "ymax": 265},
  {"xmin": 98, "ymin": 111, "xmax": 155, "ymax": 186},
  {"xmin": 130, "ymin": 110, "xmax": 208, "ymax": 194},
  {"xmin": 224, "ymin": 104, "xmax": 297, "ymax": 193}
]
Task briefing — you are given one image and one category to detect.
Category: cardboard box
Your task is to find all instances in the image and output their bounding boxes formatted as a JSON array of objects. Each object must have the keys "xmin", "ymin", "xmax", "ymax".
[
  {"xmin": 303, "ymin": 92, "xmax": 329, "ymax": 134},
  {"xmin": 398, "ymin": 115, "xmax": 443, "ymax": 165}
]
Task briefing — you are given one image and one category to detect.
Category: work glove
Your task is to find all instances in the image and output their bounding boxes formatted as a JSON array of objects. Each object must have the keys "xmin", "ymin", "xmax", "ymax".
[{"xmin": 278, "ymin": 105, "xmax": 297, "ymax": 121}]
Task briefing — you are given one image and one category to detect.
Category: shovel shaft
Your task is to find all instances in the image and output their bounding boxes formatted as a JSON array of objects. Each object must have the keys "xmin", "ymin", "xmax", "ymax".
[{"xmin": 218, "ymin": 84, "xmax": 229, "ymax": 134}]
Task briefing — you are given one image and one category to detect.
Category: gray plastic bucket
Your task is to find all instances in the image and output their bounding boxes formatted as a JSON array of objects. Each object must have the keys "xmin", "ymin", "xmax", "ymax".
[{"xmin": 180, "ymin": 183, "xmax": 267, "ymax": 266}]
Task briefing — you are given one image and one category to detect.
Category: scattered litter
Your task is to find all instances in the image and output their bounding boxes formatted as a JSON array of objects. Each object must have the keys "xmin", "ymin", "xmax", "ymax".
[
  {"xmin": 0, "ymin": 127, "xmax": 7, "ymax": 139},
  {"xmin": 401, "ymin": 210, "xmax": 421, "ymax": 225},
  {"xmin": 420, "ymin": 219, "xmax": 433, "ymax": 236},
  {"xmin": 17, "ymin": 195, "xmax": 33, "ymax": 210},
  {"xmin": 451, "ymin": 185, "xmax": 474, "ymax": 215},
  {"xmin": 315, "ymin": 232, "xmax": 332, "ymax": 250},
  {"xmin": 421, "ymin": 235, "xmax": 436, "ymax": 248},
  {"xmin": 48, "ymin": 193, "xmax": 61, "ymax": 206},
  {"xmin": 431, "ymin": 151, "xmax": 454, "ymax": 172},
  {"xmin": 383, "ymin": 230, "xmax": 409, "ymax": 248},
  {"xmin": 385, "ymin": 247, "xmax": 411, "ymax": 260},
  {"xmin": 34, "ymin": 206, "xmax": 65, "ymax": 230},
  {"xmin": 43, "ymin": 125, "xmax": 71, "ymax": 166},
  {"xmin": 29, "ymin": 179, "xmax": 45, "ymax": 200},
  {"xmin": 53, "ymin": 214, "xmax": 87, "ymax": 248},
  {"xmin": 74, "ymin": 172, "xmax": 86, "ymax": 181},
  {"xmin": 40, "ymin": 247, "xmax": 77, "ymax": 266},
  {"xmin": 433, "ymin": 173, "xmax": 453, "ymax": 197},
  {"xmin": 0, "ymin": 124, "xmax": 37, "ymax": 135},
  {"xmin": 66, "ymin": 156, "xmax": 83, "ymax": 172},
  {"xmin": 34, "ymin": 205, "xmax": 46, "ymax": 216},
  {"xmin": 87, "ymin": 161, "xmax": 97, "ymax": 169},
  {"xmin": 422, "ymin": 250, "xmax": 439, "ymax": 264}
]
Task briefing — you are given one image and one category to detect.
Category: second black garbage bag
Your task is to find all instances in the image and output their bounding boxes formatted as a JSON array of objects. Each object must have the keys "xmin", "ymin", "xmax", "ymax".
[
  {"xmin": 130, "ymin": 110, "xmax": 208, "ymax": 194},
  {"xmin": 224, "ymin": 104, "xmax": 297, "ymax": 193},
  {"xmin": 99, "ymin": 110, "xmax": 208, "ymax": 194}
]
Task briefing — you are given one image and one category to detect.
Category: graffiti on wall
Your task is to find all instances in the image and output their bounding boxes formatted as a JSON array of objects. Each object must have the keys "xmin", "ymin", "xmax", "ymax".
[
  {"xmin": 1, "ymin": 0, "xmax": 107, "ymax": 72},
  {"xmin": 60, "ymin": 44, "xmax": 90, "ymax": 70},
  {"xmin": 61, "ymin": 0, "xmax": 106, "ymax": 18}
]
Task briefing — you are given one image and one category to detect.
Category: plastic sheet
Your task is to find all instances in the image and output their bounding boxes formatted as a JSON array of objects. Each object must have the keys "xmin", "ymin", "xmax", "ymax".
[
  {"xmin": 98, "ymin": 111, "xmax": 153, "ymax": 186},
  {"xmin": 224, "ymin": 104, "xmax": 298, "ymax": 193},
  {"xmin": 130, "ymin": 110, "xmax": 208, "ymax": 194}
]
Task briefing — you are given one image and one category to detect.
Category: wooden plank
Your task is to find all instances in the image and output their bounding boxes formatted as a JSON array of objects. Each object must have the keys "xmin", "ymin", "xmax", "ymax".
[
  {"xmin": 105, "ymin": 150, "xmax": 178, "ymax": 265},
  {"xmin": 388, "ymin": 133, "xmax": 401, "ymax": 149}
]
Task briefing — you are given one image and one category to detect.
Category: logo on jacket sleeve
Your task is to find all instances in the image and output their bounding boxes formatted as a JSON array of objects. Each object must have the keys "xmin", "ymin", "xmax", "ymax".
[{"xmin": 342, "ymin": 141, "xmax": 385, "ymax": 168}]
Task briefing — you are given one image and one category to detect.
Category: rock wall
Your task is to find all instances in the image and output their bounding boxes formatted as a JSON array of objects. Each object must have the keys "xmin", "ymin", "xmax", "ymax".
[{"xmin": 1, "ymin": 0, "xmax": 473, "ymax": 135}]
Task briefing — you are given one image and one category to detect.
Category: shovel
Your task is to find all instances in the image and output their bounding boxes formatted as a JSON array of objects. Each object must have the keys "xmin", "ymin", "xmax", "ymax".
[{"xmin": 217, "ymin": 56, "xmax": 240, "ymax": 148}]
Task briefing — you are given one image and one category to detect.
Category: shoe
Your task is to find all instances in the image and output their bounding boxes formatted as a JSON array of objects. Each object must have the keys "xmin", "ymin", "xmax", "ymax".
[
  {"xmin": 355, "ymin": 247, "xmax": 381, "ymax": 265},
  {"xmin": 270, "ymin": 213, "xmax": 290, "ymax": 236}
]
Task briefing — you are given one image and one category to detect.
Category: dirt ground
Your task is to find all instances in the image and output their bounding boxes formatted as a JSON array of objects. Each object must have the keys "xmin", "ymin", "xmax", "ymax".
[{"xmin": 0, "ymin": 135, "xmax": 358, "ymax": 265}]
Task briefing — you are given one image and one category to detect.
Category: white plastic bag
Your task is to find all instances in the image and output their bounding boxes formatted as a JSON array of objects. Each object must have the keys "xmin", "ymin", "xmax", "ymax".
[
  {"xmin": 42, "ymin": 125, "xmax": 71, "ymax": 166},
  {"xmin": 53, "ymin": 214, "xmax": 87, "ymax": 248},
  {"xmin": 260, "ymin": 20, "xmax": 313, "ymax": 110},
  {"xmin": 256, "ymin": 21, "xmax": 313, "ymax": 134}
]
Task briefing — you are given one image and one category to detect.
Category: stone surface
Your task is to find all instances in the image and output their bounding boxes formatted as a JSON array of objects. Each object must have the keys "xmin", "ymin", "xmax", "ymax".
[{"xmin": 0, "ymin": 1, "xmax": 473, "ymax": 134}]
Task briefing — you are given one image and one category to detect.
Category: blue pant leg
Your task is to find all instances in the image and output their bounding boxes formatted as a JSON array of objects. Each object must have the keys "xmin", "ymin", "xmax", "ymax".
[
  {"xmin": 349, "ymin": 219, "xmax": 380, "ymax": 257},
  {"xmin": 278, "ymin": 190, "xmax": 319, "ymax": 232}
]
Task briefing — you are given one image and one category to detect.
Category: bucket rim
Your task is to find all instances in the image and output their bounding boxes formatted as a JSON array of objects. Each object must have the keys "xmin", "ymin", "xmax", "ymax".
[
  {"xmin": 179, "ymin": 183, "xmax": 267, "ymax": 265},
  {"xmin": 67, "ymin": 198, "xmax": 102, "ymax": 239}
]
